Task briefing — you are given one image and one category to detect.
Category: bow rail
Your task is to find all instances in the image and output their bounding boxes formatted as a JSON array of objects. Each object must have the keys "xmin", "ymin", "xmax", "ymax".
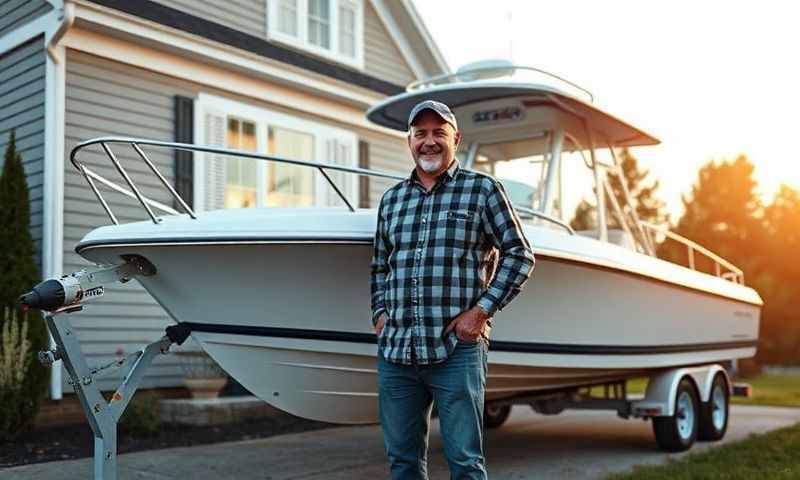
[{"xmin": 69, "ymin": 137, "xmax": 406, "ymax": 225}]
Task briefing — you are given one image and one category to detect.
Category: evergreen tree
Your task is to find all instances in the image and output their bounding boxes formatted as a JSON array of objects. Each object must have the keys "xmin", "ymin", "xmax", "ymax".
[
  {"xmin": 570, "ymin": 148, "xmax": 668, "ymax": 232},
  {"xmin": 0, "ymin": 130, "xmax": 39, "ymax": 306},
  {"xmin": 0, "ymin": 130, "xmax": 48, "ymax": 438}
]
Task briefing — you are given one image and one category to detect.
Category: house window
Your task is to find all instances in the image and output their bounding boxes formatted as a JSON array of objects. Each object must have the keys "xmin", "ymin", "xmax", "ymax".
[
  {"xmin": 267, "ymin": 0, "xmax": 364, "ymax": 69},
  {"xmin": 307, "ymin": 0, "xmax": 330, "ymax": 49},
  {"xmin": 278, "ymin": 0, "xmax": 299, "ymax": 37},
  {"xmin": 196, "ymin": 93, "xmax": 358, "ymax": 211},
  {"xmin": 225, "ymin": 118, "xmax": 258, "ymax": 209},
  {"xmin": 267, "ymin": 126, "xmax": 315, "ymax": 207}
]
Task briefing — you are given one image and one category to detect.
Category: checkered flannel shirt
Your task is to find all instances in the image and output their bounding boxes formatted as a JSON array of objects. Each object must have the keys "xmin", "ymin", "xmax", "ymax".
[{"xmin": 370, "ymin": 160, "xmax": 535, "ymax": 365}]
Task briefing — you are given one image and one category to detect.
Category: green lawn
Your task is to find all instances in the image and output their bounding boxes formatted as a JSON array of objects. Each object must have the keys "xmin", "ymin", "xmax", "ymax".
[
  {"xmin": 606, "ymin": 422, "xmax": 800, "ymax": 480},
  {"xmin": 731, "ymin": 374, "xmax": 800, "ymax": 408},
  {"xmin": 603, "ymin": 374, "xmax": 800, "ymax": 479},
  {"xmin": 621, "ymin": 374, "xmax": 800, "ymax": 408}
]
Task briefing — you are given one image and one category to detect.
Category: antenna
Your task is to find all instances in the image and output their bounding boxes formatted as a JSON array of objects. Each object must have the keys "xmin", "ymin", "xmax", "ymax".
[{"xmin": 507, "ymin": 10, "xmax": 513, "ymax": 62}]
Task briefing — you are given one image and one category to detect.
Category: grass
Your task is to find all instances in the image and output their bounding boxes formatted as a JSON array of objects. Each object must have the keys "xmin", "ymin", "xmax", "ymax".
[
  {"xmin": 731, "ymin": 375, "xmax": 800, "ymax": 408},
  {"xmin": 606, "ymin": 422, "xmax": 800, "ymax": 479},
  {"xmin": 617, "ymin": 374, "xmax": 800, "ymax": 408}
]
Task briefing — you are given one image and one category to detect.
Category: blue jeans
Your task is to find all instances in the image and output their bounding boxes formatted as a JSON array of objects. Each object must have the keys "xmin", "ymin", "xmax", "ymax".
[{"xmin": 378, "ymin": 338, "xmax": 488, "ymax": 480}]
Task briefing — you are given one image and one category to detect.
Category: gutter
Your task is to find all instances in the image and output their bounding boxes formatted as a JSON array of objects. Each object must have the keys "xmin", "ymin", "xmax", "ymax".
[
  {"xmin": 47, "ymin": 1, "xmax": 74, "ymax": 62},
  {"xmin": 43, "ymin": 0, "xmax": 74, "ymax": 400}
]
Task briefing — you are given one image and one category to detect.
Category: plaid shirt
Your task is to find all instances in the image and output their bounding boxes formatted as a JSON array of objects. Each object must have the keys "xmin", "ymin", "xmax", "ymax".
[{"xmin": 370, "ymin": 160, "xmax": 535, "ymax": 365}]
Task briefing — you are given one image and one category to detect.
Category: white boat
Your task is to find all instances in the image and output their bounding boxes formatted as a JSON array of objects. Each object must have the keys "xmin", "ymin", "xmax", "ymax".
[{"xmin": 35, "ymin": 61, "xmax": 761, "ymax": 443}]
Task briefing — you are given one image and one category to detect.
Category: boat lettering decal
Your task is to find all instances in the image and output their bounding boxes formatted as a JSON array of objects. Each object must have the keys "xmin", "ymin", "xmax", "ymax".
[
  {"xmin": 472, "ymin": 107, "xmax": 523, "ymax": 125},
  {"xmin": 84, "ymin": 286, "xmax": 104, "ymax": 299}
]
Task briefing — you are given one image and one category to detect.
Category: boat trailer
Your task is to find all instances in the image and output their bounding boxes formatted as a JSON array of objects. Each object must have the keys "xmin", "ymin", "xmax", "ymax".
[{"xmin": 20, "ymin": 256, "xmax": 188, "ymax": 480}]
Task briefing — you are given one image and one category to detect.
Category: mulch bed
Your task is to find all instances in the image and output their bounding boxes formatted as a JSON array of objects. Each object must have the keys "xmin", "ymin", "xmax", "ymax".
[{"xmin": 0, "ymin": 414, "xmax": 334, "ymax": 469}]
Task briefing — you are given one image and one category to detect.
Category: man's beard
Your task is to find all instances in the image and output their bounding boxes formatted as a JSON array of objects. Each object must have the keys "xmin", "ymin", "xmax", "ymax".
[{"xmin": 417, "ymin": 153, "xmax": 444, "ymax": 173}]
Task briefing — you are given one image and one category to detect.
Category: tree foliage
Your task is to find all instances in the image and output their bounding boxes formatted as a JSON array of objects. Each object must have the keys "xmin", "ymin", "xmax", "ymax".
[
  {"xmin": 658, "ymin": 155, "xmax": 761, "ymax": 275},
  {"xmin": 756, "ymin": 185, "xmax": 800, "ymax": 363},
  {"xmin": 570, "ymin": 148, "xmax": 668, "ymax": 232},
  {"xmin": 0, "ymin": 130, "xmax": 48, "ymax": 439},
  {"xmin": 659, "ymin": 154, "xmax": 799, "ymax": 364}
]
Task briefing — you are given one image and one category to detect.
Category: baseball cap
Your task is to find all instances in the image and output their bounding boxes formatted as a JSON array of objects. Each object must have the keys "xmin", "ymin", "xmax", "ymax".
[{"xmin": 407, "ymin": 100, "xmax": 458, "ymax": 131}]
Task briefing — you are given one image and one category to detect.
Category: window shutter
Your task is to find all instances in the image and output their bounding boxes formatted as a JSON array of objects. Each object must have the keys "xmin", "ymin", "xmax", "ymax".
[
  {"xmin": 174, "ymin": 96, "xmax": 194, "ymax": 209},
  {"xmin": 358, "ymin": 140, "xmax": 369, "ymax": 208},
  {"xmin": 324, "ymin": 138, "xmax": 353, "ymax": 207},
  {"xmin": 204, "ymin": 110, "xmax": 227, "ymax": 211}
]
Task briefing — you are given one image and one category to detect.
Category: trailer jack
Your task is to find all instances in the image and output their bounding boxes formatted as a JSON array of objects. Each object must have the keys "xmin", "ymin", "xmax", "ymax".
[{"xmin": 21, "ymin": 258, "xmax": 191, "ymax": 480}]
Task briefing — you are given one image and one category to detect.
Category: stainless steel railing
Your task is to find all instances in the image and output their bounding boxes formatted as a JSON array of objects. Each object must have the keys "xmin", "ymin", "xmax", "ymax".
[
  {"xmin": 407, "ymin": 65, "xmax": 595, "ymax": 104},
  {"xmin": 69, "ymin": 137, "xmax": 405, "ymax": 225},
  {"xmin": 640, "ymin": 221, "xmax": 745, "ymax": 284}
]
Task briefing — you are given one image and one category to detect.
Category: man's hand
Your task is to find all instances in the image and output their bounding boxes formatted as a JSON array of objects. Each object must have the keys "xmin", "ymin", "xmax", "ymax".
[
  {"xmin": 443, "ymin": 306, "xmax": 491, "ymax": 341},
  {"xmin": 374, "ymin": 313, "xmax": 386, "ymax": 337}
]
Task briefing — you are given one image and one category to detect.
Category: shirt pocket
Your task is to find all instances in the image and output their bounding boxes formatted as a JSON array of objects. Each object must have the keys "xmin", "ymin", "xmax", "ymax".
[{"xmin": 438, "ymin": 209, "xmax": 482, "ymax": 249}]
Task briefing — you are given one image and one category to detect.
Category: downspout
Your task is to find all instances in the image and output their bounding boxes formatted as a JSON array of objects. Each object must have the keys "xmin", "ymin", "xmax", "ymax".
[{"xmin": 43, "ymin": 1, "xmax": 74, "ymax": 400}]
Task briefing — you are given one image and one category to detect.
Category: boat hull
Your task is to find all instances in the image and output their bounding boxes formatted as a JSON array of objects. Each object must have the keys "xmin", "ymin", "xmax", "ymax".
[{"xmin": 78, "ymin": 240, "xmax": 759, "ymax": 424}]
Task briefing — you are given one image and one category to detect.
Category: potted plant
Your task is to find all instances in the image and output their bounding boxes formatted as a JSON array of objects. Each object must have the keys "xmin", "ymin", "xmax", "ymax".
[{"xmin": 173, "ymin": 342, "xmax": 227, "ymax": 399}]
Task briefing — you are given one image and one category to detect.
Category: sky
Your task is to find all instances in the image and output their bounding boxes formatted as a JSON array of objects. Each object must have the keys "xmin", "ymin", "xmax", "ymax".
[{"xmin": 412, "ymin": 0, "xmax": 800, "ymax": 219}]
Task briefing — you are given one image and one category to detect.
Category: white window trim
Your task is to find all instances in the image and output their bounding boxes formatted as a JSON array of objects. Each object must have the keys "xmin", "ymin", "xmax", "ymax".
[
  {"xmin": 194, "ymin": 93, "xmax": 359, "ymax": 211},
  {"xmin": 267, "ymin": 0, "xmax": 365, "ymax": 70}
]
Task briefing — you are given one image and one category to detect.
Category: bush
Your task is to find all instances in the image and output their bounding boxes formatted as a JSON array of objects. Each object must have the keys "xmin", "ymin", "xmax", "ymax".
[
  {"xmin": 119, "ymin": 391, "xmax": 162, "ymax": 437},
  {"xmin": 0, "ymin": 308, "xmax": 37, "ymax": 441},
  {"xmin": 0, "ymin": 130, "xmax": 48, "ymax": 441}
]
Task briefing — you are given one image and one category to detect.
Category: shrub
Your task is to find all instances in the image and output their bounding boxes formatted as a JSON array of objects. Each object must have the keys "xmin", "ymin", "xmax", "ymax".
[
  {"xmin": 0, "ymin": 308, "xmax": 35, "ymax": 441},
  {"xmin": 119, "ymin": 391, "xmax": 162, "ymax": 437},
  {"xmin": 0, "ymin": 130, "xmax": 48, "ymax": 441}
]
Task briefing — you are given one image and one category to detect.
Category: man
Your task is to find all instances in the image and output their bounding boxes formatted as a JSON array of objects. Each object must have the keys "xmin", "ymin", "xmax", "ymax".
[{"xmin": 370, "ymin": 99, "xmax": 535, "ymax": 479}]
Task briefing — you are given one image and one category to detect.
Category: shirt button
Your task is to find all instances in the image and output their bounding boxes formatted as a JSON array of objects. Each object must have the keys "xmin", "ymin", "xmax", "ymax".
[{"xmin": 422, "ymin": 217, "xmax": 427, "ymax": 223}]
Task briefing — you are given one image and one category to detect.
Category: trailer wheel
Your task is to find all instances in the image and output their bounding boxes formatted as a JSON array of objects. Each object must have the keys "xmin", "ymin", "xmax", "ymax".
[
  {"xmin": 483, "ymin": 404, "xmax": 511, "ymax": 429},
  {"xmin": 698, "ymin": 373, "xmax": 729, "ymax": 441},
  {"xmin": 652, "ymin": 377, "xmax": 699, "ymax": 451}
]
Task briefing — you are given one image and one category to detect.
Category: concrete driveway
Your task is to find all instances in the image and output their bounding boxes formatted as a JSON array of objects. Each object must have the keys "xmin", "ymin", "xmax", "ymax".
[{"xmin": 3, "ymin": 405, "xmax": 798, "ymax": 479}]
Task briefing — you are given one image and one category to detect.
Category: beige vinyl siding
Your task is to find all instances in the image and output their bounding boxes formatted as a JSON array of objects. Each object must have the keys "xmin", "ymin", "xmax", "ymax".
[
  {"xmin": 355, "ymin": 129, "xmax": 409, "ymax": 207},
  {"xmin": 0, "ymin": 37, "xmax": 46, "ymax": 270},
  {"xmin": 0, "ymin": 0, "xmax": 52, "ymax": 36},
  {"xmin": 363, "ymin": 1, "xmax": 415, "ymax": 86},
  {"xmin": 63, "ymin": 49, "xmax": 197, "ymax": 391},
  {"xmin": 151, "ymin": 0, "xmax": 267, "ymax": 38}
]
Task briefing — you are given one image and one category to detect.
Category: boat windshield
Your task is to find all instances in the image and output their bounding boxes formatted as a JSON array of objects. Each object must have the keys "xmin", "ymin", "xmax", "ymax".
[
  {"xmin": 463, "ymin": 136, "xmax": 598, "ymax": 230},
  {"xmin": 469, "ymin": 139, "xmax": 545, "ymax": 212}
]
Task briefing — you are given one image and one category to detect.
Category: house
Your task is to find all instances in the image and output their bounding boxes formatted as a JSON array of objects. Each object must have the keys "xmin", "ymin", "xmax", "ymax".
[{"xmin": 0, "ymin": 0, "xmax": 448, "ymax": 402}]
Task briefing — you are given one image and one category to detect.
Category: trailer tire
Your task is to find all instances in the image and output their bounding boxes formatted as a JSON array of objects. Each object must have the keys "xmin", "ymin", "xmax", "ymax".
[
  {"xmin": 698, "ymin": 373, "xmax": 729, "ymax": 441},
  {"xmin": 652, "ymin": 377, "xmax": 699, "ymax": 451},
  {"xmin": 483, "ymin": 404, "xmax": 511, "ymax": 429}
]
